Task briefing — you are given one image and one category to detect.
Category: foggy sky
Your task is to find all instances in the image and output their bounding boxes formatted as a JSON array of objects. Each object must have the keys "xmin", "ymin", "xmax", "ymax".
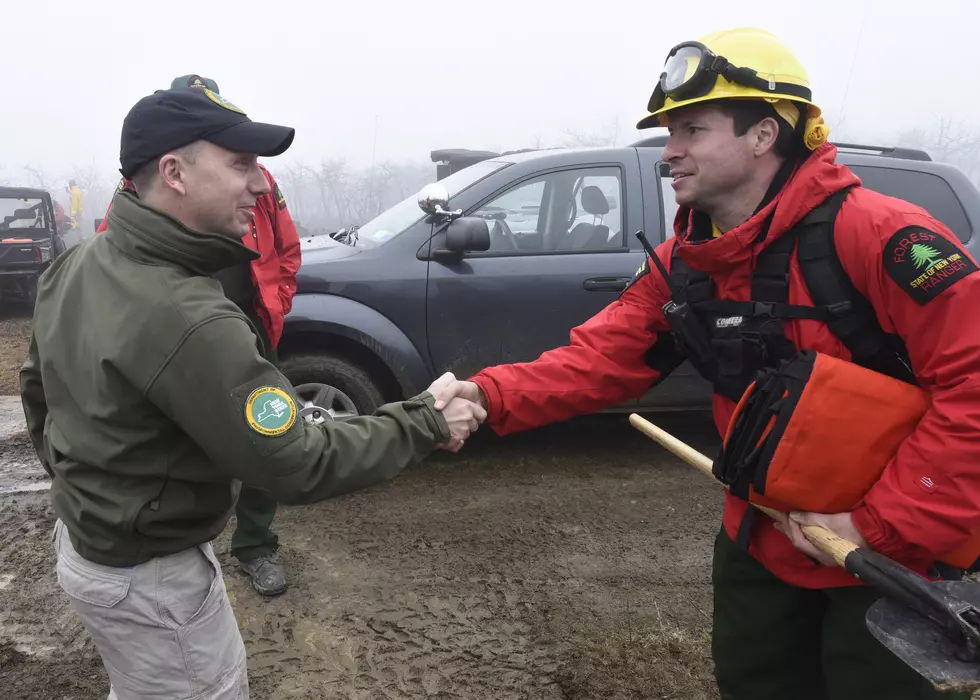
[{"xmin": 5, "ymin": 0, "xmax": 976, "ymax": 184}]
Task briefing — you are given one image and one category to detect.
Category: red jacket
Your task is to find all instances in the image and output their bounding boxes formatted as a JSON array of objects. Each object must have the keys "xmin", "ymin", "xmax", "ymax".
[
  {"xmin": 470, "ymin": 143, "xmax": 980, "ymax": 589},
  {"xmin": 96, "ymin": 165, "xmax": 301, "ymax": 348}
]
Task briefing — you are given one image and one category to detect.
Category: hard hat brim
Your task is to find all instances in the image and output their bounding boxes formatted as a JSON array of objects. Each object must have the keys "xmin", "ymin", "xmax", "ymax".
[{"xmin": 636, "ymin": 93, "xmax": 821, "ymax": 131}]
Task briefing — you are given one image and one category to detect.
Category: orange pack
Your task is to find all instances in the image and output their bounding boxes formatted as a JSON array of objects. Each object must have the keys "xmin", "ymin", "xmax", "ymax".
[{"xmin": 714, "ymin": 349, "xmax": 980, "ymax": 569}]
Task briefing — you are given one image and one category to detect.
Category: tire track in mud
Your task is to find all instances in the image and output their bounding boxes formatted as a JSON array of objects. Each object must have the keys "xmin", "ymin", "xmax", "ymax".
[
  {"xmin": 231, "ymin": 533, "xmax": 569, "ymax": 699},
  {"xmin": 1, "ymin": 410, "xmax": 724, "ymax": 699},
  {"xmin": 0, "ymin": 496, "xmax": 110, "ymax": 700},
  {"xmin": 232, "ymin": 413, "xmax": 724, "ymax": 699},
  {"xmin": 0, "ymin": 396, "xmax": 48, "ymax": 495}
]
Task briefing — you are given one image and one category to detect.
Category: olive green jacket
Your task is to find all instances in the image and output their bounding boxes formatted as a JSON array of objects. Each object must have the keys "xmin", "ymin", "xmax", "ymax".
[{"xmin": 20, "ymin": 192, "xmax": 450, "ymax": 567}]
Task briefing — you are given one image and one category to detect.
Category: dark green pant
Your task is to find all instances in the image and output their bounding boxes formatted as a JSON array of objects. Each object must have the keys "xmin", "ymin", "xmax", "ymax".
[
  {"xmin": 230, "ymin": 309, "xmax": 280, "ymax": 564},
  {"xmin": 712, "ymin": 528, "xmax": 969, "ymax": 700}
]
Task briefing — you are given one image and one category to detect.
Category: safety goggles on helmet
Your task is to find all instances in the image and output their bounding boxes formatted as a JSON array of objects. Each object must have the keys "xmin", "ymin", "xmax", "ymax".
[{"xmin": 647, "ymin": 41, "xmax": 813, "ymax": 114}]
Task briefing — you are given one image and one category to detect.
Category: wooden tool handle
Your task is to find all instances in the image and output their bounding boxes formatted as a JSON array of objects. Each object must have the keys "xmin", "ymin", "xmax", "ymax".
[
  {"xmin": 629, "ymin": 413, "xmax": 861, "ymax": 569},
  {"xmin": 629, "ymin": 414, "xmax": 714, "ymax": 478},
  {"xmin": 798, "ymin": 524, "xmax": 860, "ymax": 567}
]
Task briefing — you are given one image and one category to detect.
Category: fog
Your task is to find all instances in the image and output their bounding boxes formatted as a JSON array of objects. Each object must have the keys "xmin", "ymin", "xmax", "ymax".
[{"xmin": 3, "ymin": 0, "xmax": 977, "ymax": 230}]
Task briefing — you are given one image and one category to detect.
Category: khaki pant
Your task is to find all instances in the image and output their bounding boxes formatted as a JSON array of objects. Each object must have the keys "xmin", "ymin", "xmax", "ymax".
[{"xmin": 53, "ymin": 520, "xmax": 249, "ymax": 699}]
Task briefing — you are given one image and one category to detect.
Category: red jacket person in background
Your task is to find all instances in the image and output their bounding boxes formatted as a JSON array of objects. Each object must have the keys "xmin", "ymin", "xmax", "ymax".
[
  {"xmin": 95, "ymin": 74, "xmax": 302, "ymax": 595},
  {"xmin": 436, "ymin": 28, "xmax": 980, "ymax": 699}
]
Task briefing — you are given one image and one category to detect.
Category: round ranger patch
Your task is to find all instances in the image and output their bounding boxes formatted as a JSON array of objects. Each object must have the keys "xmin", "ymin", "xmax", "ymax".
[
  {"xmin": 244, "ymin": 387, "xmax": 296, "ymax": 436},
  {"xmin": 204, "ymin": 88, "xmax": 245, "ymax": 115}
]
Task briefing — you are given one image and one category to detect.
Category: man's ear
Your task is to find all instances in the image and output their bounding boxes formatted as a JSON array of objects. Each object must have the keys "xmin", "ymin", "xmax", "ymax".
[
  {"xmin": 751, "ymin": 116, "xmax": 780, "ymax": 156},
  {"xmin": 159, "ymin": 154, "xmax": 187, "ymax": 196}
]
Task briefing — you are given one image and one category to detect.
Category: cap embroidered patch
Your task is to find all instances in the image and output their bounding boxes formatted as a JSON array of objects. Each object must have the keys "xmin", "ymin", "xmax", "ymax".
[
  {"xmin": 883, "ymin": 226, "xmax": 978, "ymax": 305},
  {"xmin": 245, "ymin": 387, "xmax": 296, "ymax": 436},
  {"xmin": 204, "ymin": 89, "xmax": 245, "ymax": 115}
]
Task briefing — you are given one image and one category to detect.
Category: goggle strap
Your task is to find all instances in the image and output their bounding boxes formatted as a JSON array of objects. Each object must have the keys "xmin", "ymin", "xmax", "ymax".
[{"xmin": 721, "ymin": 63, "xmax": 812, "ymax": 101}]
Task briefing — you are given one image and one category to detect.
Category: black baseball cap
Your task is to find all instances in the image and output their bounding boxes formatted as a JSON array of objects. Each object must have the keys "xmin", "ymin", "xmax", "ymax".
[{"xmin": 119, "ymin": 87, "xmax": 295, "ymax": 178}]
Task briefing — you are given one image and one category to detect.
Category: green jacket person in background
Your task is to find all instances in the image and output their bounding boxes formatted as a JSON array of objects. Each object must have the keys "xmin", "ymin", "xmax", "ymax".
[{"xmin": 19, "ymin": 86, "xmax": 484, "ymax": 700}]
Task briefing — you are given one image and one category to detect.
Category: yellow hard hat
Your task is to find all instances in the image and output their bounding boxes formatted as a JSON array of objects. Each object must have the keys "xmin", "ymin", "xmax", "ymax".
[{"xmin": 637, "ymin": 27, "xmax": 829, "ymax": 150}]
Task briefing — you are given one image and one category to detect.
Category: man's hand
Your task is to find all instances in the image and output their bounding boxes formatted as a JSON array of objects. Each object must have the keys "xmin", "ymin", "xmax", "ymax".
[
  {"xmin": 425, "ymin": 373, "xmax": 488, "ymax": 452},
  {"xmin": 437, "ymin": 397, "xmax": 487, "ymax": 452},
  {"xmin": 427, "ymin": 373, "xmax": 487, "ymax": 412},
  {"xmin": 773, "ymin": 511, "xmax": 870, "ymax": 567}
]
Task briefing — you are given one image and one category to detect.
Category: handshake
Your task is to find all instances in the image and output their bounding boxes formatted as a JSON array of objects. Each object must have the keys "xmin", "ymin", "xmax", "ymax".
[{"xmin": 425, "ymin": 373, "xmax": 488, "ymax": 453}]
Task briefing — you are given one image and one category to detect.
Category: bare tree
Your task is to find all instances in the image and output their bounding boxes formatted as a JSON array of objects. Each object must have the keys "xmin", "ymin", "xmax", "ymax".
[
  {"xmin": 22, "ymin": 165, "xmax": 53, "ymax": 191},
  {"xmin": 317, "ymin": 159, "xmax": 351, "ymax": 225},
  {"xmin": 897, "ymin": 117, "xmax": 980, "ymax": 185},
  {"xmin": 560, "ymin": 118, "xmax": 621, "ymax": 148},
  {"xmin": 68, "ymin": 163, "xmax": 114, "ymax": 224}
]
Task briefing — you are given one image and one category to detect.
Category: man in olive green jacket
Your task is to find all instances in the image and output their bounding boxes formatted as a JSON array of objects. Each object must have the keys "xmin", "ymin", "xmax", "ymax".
[{"xmin": 20, "ymin": 86, "xmax": 484, "ymax": 699}]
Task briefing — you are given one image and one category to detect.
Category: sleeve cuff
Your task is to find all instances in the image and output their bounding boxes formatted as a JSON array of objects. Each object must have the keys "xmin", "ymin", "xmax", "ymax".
[
  {"xmin": 851, "ymin": 502, "xmax": 935, "ymax": 569},
  {"xmin": 416, "ymin": 391, "xmax": 452, "ymax": 443},
  {"xmin": 469, "ymin": 374, "xmax": 500, "ymax": 424}
]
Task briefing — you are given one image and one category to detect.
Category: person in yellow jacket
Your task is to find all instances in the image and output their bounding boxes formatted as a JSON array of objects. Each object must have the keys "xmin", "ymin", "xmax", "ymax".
[{"xmin": 68, "ymin": 180, "xmax": 84, "ymax": 230}]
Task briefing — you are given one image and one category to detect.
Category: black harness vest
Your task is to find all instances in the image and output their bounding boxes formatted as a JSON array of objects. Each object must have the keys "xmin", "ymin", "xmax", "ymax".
[{"xmin": 666, "ymin": 186, "xmax": 915, "ymax": 404}]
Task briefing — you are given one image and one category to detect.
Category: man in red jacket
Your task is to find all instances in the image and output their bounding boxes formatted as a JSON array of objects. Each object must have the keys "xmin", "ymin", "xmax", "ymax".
[
  {"xmin": 96, "ymin": 74, "xmax": 302, "ymax": 596},
  {"xmin": 436, "ymin": 28, "xmax": 980, "ymax": 699}
]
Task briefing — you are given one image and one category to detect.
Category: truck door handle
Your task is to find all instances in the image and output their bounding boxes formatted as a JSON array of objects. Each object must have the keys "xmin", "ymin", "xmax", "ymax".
[{"xmin": 583, "ymin": 277, "xmax": 631, "ymax": 292}]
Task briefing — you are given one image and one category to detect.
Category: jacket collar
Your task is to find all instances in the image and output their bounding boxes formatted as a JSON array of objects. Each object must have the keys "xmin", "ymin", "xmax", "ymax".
[
  {"xmin": 103, "ymin": 191, "xmax": 258, "ymax": 275},
  {"xmin": 671, "ymin": 143, "xmax": 862, "ymax": 274}
]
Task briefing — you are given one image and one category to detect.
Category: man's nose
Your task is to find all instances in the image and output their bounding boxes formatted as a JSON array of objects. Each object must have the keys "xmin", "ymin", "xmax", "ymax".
[
  {"xmin": 248, "ymin": 165, "xmax": 271, "ymax": 195},
  {"xmin": 661, "ymin": 135, "xmax": 684, "ymax": 163}
]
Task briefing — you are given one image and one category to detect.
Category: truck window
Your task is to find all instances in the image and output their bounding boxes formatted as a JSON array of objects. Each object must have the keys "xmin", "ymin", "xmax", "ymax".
[
  {"xmin": 659, "ymin": 165, "xmax": 973, "ymax": 243},
  {"xmin": 849, "ymin": 166, "xmax": 972, "ymax": 243},
  {"xmin": 471, "ymin": 166, "xmax": 625, "ymax": 254}
]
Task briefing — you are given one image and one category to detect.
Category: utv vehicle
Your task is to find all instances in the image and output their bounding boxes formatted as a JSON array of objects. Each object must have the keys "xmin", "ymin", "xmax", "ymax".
[{"xmin": 0, "ymin": 187, "xmax": 67, "ymax": 305}]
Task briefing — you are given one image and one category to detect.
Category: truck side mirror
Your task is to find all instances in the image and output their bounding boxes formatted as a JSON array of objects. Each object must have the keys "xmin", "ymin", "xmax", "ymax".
[
  {"xmin": 445, "ymin": 217, "xmax": 490, "ymax": 253},
  {"xmin": 418, "ymin": 184, "xmax": 450, "ymax": 215}
]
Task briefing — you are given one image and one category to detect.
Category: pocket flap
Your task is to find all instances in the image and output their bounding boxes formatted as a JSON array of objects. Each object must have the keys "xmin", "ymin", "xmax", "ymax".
[{"xmin": 57, "ymin": 553, "xmax": 131, "ymax": 608}]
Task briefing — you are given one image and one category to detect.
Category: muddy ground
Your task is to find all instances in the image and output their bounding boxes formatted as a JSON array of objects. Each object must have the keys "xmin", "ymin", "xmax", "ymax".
[
  {"xmin": 0, "ymin": 306, "xmax": 32, "ymax": 395},
  {"xmin": 0, "ymin": 308, "xmax": 725, "ymax": 699}
]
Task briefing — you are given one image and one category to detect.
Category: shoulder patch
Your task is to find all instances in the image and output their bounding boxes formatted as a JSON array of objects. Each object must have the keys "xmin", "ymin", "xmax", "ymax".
[
  {"xmin": 883, "ymin": 226, "xmax": 978, "ymax": 305},
  {"xmin": 273, "ymin": 183, "xmax": 287, "ymax": 211},
  {"xmin": 244, "ymin": 386, "xmax": 296, "ymax": 436},
  {"xmin": 620, "ymin": 256, "xmax": 651, "ymax": 297}
]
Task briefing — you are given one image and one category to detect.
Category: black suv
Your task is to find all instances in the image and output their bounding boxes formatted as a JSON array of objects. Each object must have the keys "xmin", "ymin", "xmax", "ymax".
[{"xmin": 281, "ymin": 139, "xmax": 980, "ymax": 419}]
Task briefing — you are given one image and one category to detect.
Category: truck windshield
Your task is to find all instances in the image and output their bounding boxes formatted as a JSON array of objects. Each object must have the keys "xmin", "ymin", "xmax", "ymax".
[{"xmin": 355, "ymin": 160, "xmax": 510, "ymax": 248}]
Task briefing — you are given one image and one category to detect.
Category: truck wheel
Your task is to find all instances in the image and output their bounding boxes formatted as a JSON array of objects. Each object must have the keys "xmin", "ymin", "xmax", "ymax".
[
  {"xmin": 23, "ymin": 277, "xmax": 38, "ymax": 306},
  {"xmin": 52, "ymin": 234, "xmax": 68, "ymax": 258},
  {"xmin": 279, "ymin": 353, "xmax": 384, "ymax": 416}
]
